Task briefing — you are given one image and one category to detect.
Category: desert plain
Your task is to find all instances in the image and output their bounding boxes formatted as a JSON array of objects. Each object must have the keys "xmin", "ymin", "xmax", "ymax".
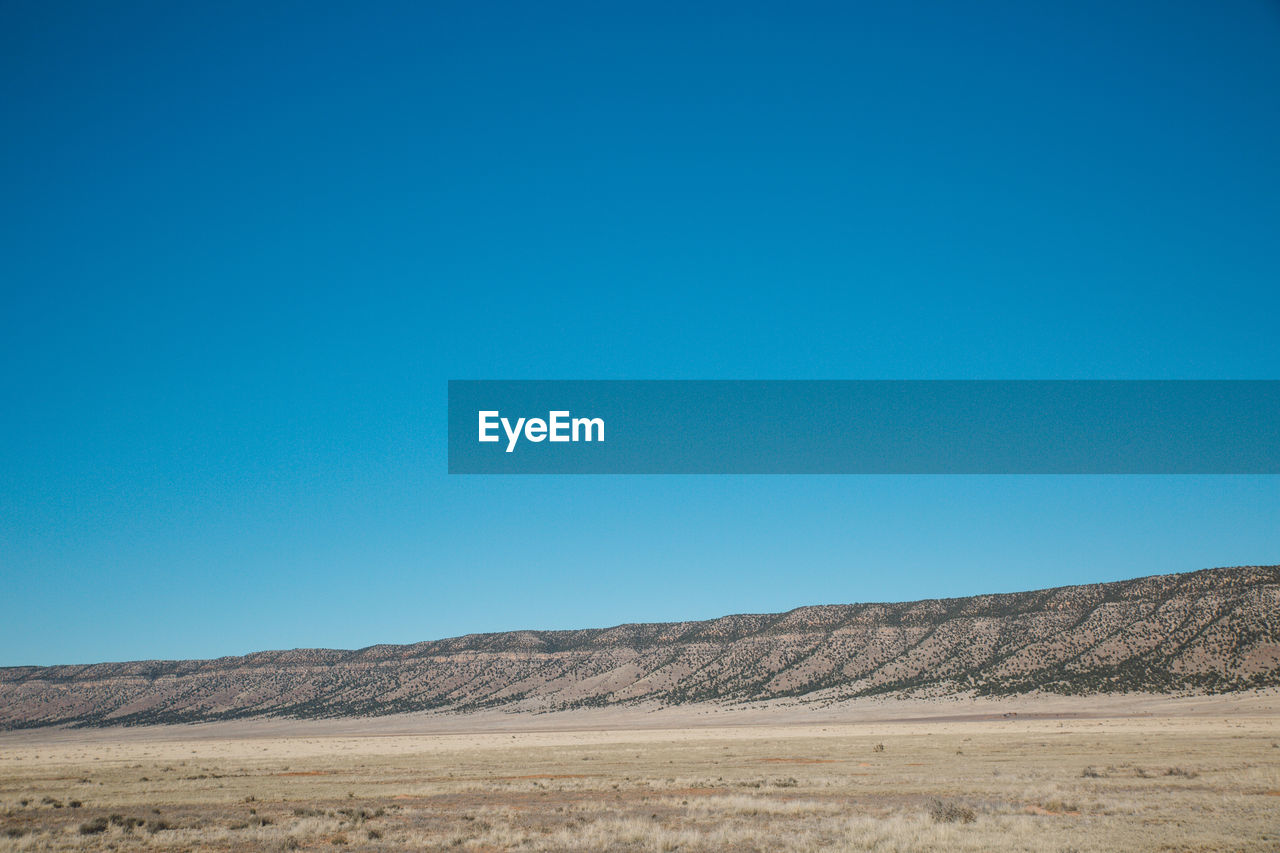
[{"xmin": 1, "ymin": 691, "xmax": 1277, "ymax": 852}]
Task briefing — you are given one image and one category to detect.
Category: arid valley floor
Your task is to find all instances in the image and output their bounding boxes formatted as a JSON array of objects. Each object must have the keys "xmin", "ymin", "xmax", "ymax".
[{"xmin": 2, "ymin": 692, "xmax": 1278, "ymax": 852}]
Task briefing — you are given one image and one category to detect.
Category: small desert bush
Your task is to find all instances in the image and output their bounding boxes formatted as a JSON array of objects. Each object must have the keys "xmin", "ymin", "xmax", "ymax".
[
  {"xmin": 109, "ymin": 814, "xmax": 145, "ymax": 831},
  {"xmin": 78, "ymin": 817, "xmax": 108, "ymax": 835},
  {"xmin": 928, "ymin": 798, "xmax": 976, "ymax": 824}
]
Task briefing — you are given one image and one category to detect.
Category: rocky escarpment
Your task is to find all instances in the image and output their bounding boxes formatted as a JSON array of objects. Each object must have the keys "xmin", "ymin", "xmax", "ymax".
[{"xmin": 1, "ymin": 565, "xmax": 1277, "ymax": 729}]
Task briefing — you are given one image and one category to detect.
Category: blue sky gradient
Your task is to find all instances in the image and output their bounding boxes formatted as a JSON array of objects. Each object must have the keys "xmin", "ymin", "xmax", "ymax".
[{"xmin": 2, "ymin": 1, "xmax": 1278, "ymax": 665}]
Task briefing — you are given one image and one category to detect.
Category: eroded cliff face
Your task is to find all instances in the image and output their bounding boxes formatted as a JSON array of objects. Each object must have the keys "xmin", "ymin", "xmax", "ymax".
[{"xmin": 3, "ymin": 565, "xmax": 1277, "ymax": 729}]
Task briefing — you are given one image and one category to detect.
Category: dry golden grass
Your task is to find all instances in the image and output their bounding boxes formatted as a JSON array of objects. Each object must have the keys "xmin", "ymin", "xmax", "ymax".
[{"xmin": 1, "ymin": 704, "xmax": 1278, "ymax": 851}]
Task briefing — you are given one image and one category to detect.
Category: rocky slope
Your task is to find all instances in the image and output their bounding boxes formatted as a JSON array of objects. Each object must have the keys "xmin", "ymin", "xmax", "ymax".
[{"xmin": 2, "ymin": 565, "xmax": 1277, "ymax": 729}]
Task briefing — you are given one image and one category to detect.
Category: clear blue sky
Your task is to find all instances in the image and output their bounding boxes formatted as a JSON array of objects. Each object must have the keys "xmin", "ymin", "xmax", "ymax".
[{"xmin": 2, "ymin": 1, "xmax": 1278, "ymax": 666}]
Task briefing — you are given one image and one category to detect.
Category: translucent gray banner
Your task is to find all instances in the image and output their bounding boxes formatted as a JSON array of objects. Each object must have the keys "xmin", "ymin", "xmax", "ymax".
[{"xmin": 448, "ymin": 381, "xmax": 1280, "ymax": 474}]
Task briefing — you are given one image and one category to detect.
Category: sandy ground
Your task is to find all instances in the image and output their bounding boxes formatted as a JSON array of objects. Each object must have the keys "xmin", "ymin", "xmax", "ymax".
[
  {"xmin": 1, "ymin": 691, "xmax": 1277, "ymax": 851},
  {"xmin": 3, "ymin": 689, "xmax": 1276, "ymax": 747}
]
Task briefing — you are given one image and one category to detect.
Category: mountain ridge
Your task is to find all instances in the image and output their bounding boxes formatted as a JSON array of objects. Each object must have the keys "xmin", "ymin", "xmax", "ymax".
[{"xmin": 3, "ymin": 564, "xmax": 1277, "ymax": 729}]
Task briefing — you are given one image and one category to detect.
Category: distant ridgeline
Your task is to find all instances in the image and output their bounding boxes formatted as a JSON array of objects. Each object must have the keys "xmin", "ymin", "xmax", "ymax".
[{"xmin": 2, "ymin": 565, "xmax": 1277, "ymax": 729}]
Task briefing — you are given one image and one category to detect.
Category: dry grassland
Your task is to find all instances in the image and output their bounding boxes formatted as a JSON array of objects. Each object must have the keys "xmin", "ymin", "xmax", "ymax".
[{"xmin": 1, "ymin": 698, "xmax": 1278, "ymax": 852}]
